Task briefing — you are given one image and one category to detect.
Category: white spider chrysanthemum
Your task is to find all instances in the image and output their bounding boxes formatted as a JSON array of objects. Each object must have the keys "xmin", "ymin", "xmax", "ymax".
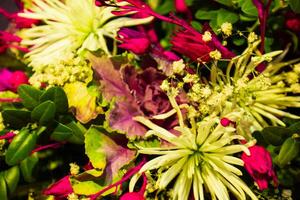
[
  {"xmin": 189, "ymin": 40, "xmax": 300, "ymax": 133},
  {"xmin": 129, "ymin": 95, "xmax": 258, "ymax": 200},
  {"xmin": 19, "ymin": 0, "xmax": 153, "ymax": 68}
]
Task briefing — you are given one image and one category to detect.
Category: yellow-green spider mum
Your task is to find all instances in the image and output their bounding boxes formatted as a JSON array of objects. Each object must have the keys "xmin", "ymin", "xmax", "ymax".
[
  {"xmin": 19, "ymin": 0, "xmax": 153, "ymax": 68},
  {"xmin": 189, "ymin": 40, "xmax": 300, "ymax": 133},
  {"xmin": 129, "ymin": 94, "xmax": 258, "ymax": 200}
]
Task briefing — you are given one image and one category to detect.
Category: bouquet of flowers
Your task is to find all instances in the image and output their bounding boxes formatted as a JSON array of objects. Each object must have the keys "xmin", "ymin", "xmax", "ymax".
[{"xmin": 0, "ymin": 0, "xmax": 300, "ymax": 199}]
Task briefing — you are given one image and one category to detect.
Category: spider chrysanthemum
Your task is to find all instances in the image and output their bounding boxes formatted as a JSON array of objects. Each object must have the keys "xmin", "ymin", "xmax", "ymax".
[
  {"xmin": 129, "ymin": 94, "xmax": 258, "ymax": 200},
  {"xmin": 188, "ymin": 40, "xmax": 300, "ymax": 133},
  {"xmin": 19, "ymin": 0, "xmax": 153, "ymax": 68}
]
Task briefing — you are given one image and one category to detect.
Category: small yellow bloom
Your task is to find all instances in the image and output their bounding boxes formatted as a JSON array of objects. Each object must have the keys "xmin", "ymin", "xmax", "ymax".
[
  {"xmin": 70, "ymin": 163, "xmax": 80, "ymax": 176},
  {"xmin": 202, "ymin": 31, "xmax": 212, "ymax": 42},
  {"xmin": 220, "ymin": 22, "xmax": 233, "ymax": 36},
  {"xmin": 247, "ymin": 32, "xmax": 258, "ymax": 43},
  {"xmin": 172, "ymin": 59, "xmax": 185, "ymax": 75},
  {"xmin": 67, "ymin": 193, "xmax": 79, "ymax": 200},
  {"xmin": 209, "ymin": 50, "xmax": 222, "ymax": 60}
]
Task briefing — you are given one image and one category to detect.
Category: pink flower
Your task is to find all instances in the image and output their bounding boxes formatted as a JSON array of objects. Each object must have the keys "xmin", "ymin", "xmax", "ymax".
[
  {"xmin": 171, "ymin": 30, "xmax": 212, "ymax": 62},
  {"xmin": 120, "ymin": 173, "xmax": 147, "ymax": 200},
  {"xmin": 0, "ymin": 68, "xmax": 28, "ymax": 92},
  {"xmin": 120, "ymin": 192, "xmax": 145, "ymax": 200},
  {"xmin": 43, "ymin": 175, "xmax": 73, "ymax": 199},
  {"xmin": 174, "ymin": 0, "xmax": 188, "ymax": 13},
  {"xmin": 285, "ymin": 12, "xmax": 300, "ymax": 33},
  {"xmin": 171, "ymin": 27, "xmax": 235, "ymax": 63},
  {"xmin": 117, "ymin": 28, "xmax": 151, "ymax": 55},
  {"xmin": 0, "ymin": 31, "xmax": 28, "ymax": 53},
  {"xmin": 0, "ymin": 7, "xmax": 39, "ymax": 28},
  {"xmin": 241, "ymin": 145, "xmax": 278, "ymax": 190}
]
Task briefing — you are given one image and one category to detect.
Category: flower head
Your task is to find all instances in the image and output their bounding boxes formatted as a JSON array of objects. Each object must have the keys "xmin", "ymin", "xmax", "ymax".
[
  {"xmin": 220, "ymin": 22, "xmax": 233, "ymax": 36},
  {"xmin": 129, "ymin": 95, "xmax": 257, "ymax": 200},
  {"xmin": 0, "ymin": 68, "xmax": 28, "ymax": 92},
  {"xmin": 19, "ymin": 0, "xmax": 153, "ymax": 68},
  {"xmin": 171, "ymin": 29, "xmax": 234, "ymax": 63},
  {"xmin": 187, "ymin": 41, "xmax": 300, "ymax": 133},
  {"xmin": 241, "ymin": 145, "xmax": 278, "ymax": 190},
  {"xmin": 0, "ymin": 31, "xmax": 28, "ymax": 53},
  {"xmin": 117, "ymin": 28, "xmax": 151, "ymax": 54},
  {"xmin": 174, "ymin": 0, "xmax": 189, "ymax": 13},
  {"xmin": 43, "ymin": 175, "xmax": 73, "ymax": 198}
]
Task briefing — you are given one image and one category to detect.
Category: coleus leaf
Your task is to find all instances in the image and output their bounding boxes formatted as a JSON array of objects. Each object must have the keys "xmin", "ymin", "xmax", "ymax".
[
  {"xmin": 108, "ymin": 101, "xmax": 147, "ymax": 139},
  {"xmin": 88, "ymin": 54, "xmax": 132, "ymax": 101},
  {"xmin": 63, "ymin": 82, "xmax": 100, "ymax": 124},
  {"xmin": 89, "ymin": 55, "xmax": 147, "ymax": 138},
  {"xmin": 85, "ymin": 126, "xmax": 136, "ymax": 182}
]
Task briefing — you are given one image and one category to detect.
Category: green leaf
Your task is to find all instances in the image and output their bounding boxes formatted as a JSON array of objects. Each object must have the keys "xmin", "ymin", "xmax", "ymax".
[
  {"xmin": 1, "ymin": 110, "xmax": 31, "ymax": 129},
  {"xmin": 262, "ymin": 126, "xmax": 293, "ymax": 146},
  {"xmin": 276, "ymin": 137, "xmax": 300, "ymax": 167},
  {"xmin": 241, "ymin": 0, "xmax": 258, "ymax": 17},
  {"xmin": 289, "ymin": 0, "xmax": 300, "ymax": 13},
  {"xmin": 288, "ymin": 121, "xmax": 300, "ymax": 133},
  {"xmin": 239, "ymin": 14, "xmax": 257, "ymax": 21},
  {"xmin": 17, "ymin": 85, "xmax": 43, "ymax": 110},
  {"xmin": 66, "ymin": 121, "xmax": 86, "ymax": 144},
  {"xmin": 51, "ymin": 123, "xmax": 73, "ymax": 141},
  {"xmin": 5, "ymin": 130, "xmax": 37, "ymax": 166},
  {"xmin": 215, "ymin": 0, "xmax": 233, "ymax": 7},
  {"xmin": 0, "ymin": 174, "xmax": 8, "ymax": 200},
  {"xmin": 233, "ymin": 37, "xmax": 246, "ymax": 46},
  {"xmin": 71, "ymin": 179, "xmax": 104, "ymax": 196},
  {"xmin": 40, "ymin": 87, "xmax": 68, "ymax": 114},
  {"xmin": 155, "ymin": 0, "xmax": 173, "ymax": 15},
  {"xmin": 31, "ymin": 100, "xmax": 56, "ymax": 125},
  {"xmin": 3, "ymin": 166, "xmax": 20, "ymax": 195},
  {"xmin": 20, "ymin": 154, "xmax": 38, "ymax": 183},
  {"xmin": 85, "ymin": 127, "xmax": 107, "ymax": 171},
  {"xmin": 195, "ymin": 10, "xmax": 218, "ymax": 20},
  {"xmin": 217, "ymin": 9, "xmax": 239, "ymax": 26},
  {"xmin": 191, "ymin": 21, "xmax": 202, "ymax": 31}
]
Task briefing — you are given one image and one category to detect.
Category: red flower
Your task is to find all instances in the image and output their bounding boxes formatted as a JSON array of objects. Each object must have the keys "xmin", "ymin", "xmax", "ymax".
[
  {"xmin": 285, "ymin": 12, "xmax": 300, "ymax": 33},
  {"xmin": 117, "ymin": 28, "xmax": 151, "ymax": 55},
  {"xmin": 174, "ymin": 0, "xmax": 189, "ymax": 13},
  {"xmin": 0, "ymin": 68, "xmax": 28, "ymax": 92},
  {"xmin": 43, "ymin": 176, "xmax": 73, "ymax": 199},
  {"xmin": 0, "ymin": 31, "xmax": 28, "ymax": 53},
  {"xmin": 171, "ymin": 30, "xmax": 212, "ymax": 62},
  {"xmin": 171, "ymin": 27, "xmax": 235, "ymax": 63},
  {"xmin": 0, "ymin": 7, "xmax": 39, "ymax": 29},
  {"xmin": 120, "ymin": 173, "xmax": 147, "ymax": 200},
  {"xmin": 241, "ymin": 145, "xmax": 278, "ymax": 190}
]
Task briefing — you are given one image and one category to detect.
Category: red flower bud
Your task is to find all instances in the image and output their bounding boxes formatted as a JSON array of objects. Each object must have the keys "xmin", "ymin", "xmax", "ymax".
[
  {"xmin": 241, "ymin": 145, "xmax": 278, "ymax": 190},
  {"xmin": 120, "ymin": 192, "xmax": 145, "ymax": 200}
]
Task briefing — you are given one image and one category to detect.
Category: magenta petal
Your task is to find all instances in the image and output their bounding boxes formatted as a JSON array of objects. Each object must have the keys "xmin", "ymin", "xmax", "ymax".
[{"xmin": 43, "ymin": 176, "xmax": 73, "ymax": 197}]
